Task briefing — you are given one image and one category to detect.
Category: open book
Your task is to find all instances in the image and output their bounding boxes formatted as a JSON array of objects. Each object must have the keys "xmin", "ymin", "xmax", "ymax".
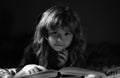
[{"xmin": 13, "ymin": 67, "xmax": 120, "ymax": 78}]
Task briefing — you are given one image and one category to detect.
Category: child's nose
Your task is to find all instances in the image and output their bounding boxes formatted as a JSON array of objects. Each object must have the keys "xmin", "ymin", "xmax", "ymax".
[
  {"xmin": 56, "ymin": 34, "xmax": 63, "ymax": 42},
  {"xmin": 56, "ymin": 38, "xmax": 61, "ymax": 42}
]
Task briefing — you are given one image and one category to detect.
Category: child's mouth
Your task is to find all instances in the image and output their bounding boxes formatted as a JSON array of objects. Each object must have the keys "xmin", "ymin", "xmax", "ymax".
[{"xmin": 54, "ymin": 44, "xmax": 64, "ymax": 46}]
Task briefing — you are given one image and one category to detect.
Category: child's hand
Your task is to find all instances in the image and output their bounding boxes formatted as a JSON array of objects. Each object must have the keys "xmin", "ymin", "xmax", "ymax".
[{"xmin": 14, "ymin": 64, "xmax": 47, "ymax": 77}]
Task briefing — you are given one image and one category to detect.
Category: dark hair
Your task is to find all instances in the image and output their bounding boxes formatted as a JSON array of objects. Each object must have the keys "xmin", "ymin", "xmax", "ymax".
[{"xmin": 32, "ymin": 5, "xmax": 86, "ymax": 67}]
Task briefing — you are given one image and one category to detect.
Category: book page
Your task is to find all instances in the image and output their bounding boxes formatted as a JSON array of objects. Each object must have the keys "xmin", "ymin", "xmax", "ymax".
[
  {"xmin": 59, "ymin": 67, "xmax": 106, "ymax": 77},
  {"xmin": 14, "ymin": 67, "xmax": 110, "ymax": 78}
]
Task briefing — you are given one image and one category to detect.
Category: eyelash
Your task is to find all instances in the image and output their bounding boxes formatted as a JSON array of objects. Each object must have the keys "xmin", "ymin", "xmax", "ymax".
[
  {"xmin": 51, "ymin": 32, "xmax": 57, "ymax": 35},
  {"xmin": 65, "ymin": 32, "xmax": 71, "ymax": 36}
]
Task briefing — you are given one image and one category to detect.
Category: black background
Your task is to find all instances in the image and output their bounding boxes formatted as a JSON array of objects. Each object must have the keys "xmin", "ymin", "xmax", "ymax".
[{"xmin": 0, "ymin": 0, "xmax": 120, "ymax": 69}]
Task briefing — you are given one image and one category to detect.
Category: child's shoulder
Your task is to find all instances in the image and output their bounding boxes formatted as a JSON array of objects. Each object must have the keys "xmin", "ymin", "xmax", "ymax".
[{"xmin": 24, "ymin": 43, "xmax": 35, "ymax": 54}]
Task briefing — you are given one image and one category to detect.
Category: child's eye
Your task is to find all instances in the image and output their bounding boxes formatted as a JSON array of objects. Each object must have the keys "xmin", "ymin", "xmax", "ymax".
[
  {"xmin": 65, "ymin": 32, "xmax": 71, "ymax": 36},
  {"xmin": 51, "ymin": 32, "xmax": 58, "ymax": 35}
]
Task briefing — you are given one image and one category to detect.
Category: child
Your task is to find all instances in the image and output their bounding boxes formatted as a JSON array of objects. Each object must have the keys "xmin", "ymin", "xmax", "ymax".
[{"xmin": 15, "ymin": 5, "xmax": 87, "ymax": 77}]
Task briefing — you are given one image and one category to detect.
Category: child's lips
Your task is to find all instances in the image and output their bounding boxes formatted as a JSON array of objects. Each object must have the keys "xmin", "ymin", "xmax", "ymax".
[{"xmin": 54, "ymin": 44, "xmax": 64, "ymax": 46}]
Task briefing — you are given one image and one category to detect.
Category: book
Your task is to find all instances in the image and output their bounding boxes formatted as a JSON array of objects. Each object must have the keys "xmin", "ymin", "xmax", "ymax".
[{"xmin": 13, "ymin": 67, "xmax": 108, "ymax": 78}]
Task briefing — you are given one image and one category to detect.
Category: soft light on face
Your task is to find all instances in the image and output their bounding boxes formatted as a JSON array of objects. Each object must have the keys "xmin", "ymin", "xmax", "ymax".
[{"xmin": 47, "ymin": 27, "xmax": 73, "ymax": 51}]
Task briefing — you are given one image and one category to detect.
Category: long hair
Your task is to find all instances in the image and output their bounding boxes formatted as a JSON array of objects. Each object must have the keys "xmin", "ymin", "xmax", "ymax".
[{"xmin": 32, "ymin": 5, "xmax": 86, "ymax": 67}]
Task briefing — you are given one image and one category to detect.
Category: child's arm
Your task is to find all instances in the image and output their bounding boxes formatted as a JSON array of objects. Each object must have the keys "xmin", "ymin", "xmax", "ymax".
[
  {"xmin": 14, "ymin": 64, "xmax": 47, "ymax": 77},
  {"xmin": 16, "ymin": 43, "xmax": 39, "ymax": 72}
]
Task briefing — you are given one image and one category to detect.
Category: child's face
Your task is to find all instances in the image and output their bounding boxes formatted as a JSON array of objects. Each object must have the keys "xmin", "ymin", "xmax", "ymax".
[{"xmin": 47, "ymin": 27, "xmax": 73, "ymax": 51}]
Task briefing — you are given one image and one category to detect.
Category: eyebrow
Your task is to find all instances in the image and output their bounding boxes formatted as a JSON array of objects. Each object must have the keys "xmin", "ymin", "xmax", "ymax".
[{"xmin": 62, "ymin": 27, "xmax": 70, "ymax": 32}]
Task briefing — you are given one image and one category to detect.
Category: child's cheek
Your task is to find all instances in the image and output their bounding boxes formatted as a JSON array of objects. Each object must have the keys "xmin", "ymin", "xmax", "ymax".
[{"xmin": 48, "ymin": 37, "xmax": 56, "ymax": 45}]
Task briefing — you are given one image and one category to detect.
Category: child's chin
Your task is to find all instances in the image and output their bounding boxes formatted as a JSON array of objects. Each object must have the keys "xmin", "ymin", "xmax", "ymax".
[{"xmin": 54, "ymin": 48, "xmax": 64, "ymax": 51}]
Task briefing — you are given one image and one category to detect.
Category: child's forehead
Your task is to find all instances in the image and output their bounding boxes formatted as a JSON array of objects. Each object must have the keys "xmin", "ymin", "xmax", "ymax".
[{"xmin": 49, "ymin": 26, "xmax": 70, "ymax": 32}]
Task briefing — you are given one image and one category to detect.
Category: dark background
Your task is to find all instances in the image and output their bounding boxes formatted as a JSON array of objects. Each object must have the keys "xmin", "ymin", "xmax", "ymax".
[{"xmin": 0, "ymin": 0, "xmax": 120, "ymax": 69}]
